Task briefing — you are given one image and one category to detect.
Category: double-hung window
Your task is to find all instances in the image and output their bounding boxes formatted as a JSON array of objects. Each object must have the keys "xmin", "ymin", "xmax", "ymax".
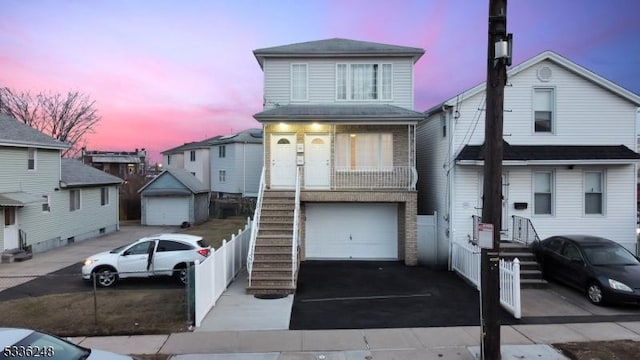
[
  {"xmin": 584, "ymin": 171, "xmax": 604, "ymax": 215},
  {"xmin": 533, "ymin": 171, "xmax": 553, "ymax": 215},
  {"xmin": 335, "ymin": 133, "xmax": 393, "ymax": 170},
  {"xmin": 70, "ymin": 189, "xmax": 81, "ymax": 212},
  {"xmin": 190, "ymin": 150, "xmax": 196, "ymax": 162},
  {"xmin": 219, "ymin": 170, "xmax": 226, "ymax": 183},
  {"xmin": 534, "ymin": 88, "xmax": 554, "ymax": 133},
  {"xmin": 291, "ymin": 64, "xmax": 308, "ymax": 101},
  {"xmin": 336, "ymin": 63, "xmax": 392, "ymax": 101},
  {"xmin": 28, "ymin": 148, "xmax": 36, "ymax": 170},
  {"xmin": 218, "ymin": 145, "xmax": 226, "ymax": 158},
  {"xmin": 101, "ymin": 187, "xmax": 109, "ymax": 206}
]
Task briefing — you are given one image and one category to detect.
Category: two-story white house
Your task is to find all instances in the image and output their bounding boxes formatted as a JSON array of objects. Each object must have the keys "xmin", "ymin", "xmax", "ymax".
[
  {"xmin": 210, "ymin": 128, "xmax": 264, "ymax": 198},
  {"xmin": 1, "ymin": 115, "xmax": 123, "ymax": 260},
  {"xmin": 247, "ymin": 38, "xmax": 425, "ymax": 294},
  {"xmin": 417, "ymin": 50, "xmax": 640, "ymax": 269}
]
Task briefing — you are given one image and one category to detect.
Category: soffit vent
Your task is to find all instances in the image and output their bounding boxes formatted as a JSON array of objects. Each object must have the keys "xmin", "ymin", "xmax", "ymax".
[{"xmin": 537, "ymin": 66, "xmax": 553, "ymax": 82}]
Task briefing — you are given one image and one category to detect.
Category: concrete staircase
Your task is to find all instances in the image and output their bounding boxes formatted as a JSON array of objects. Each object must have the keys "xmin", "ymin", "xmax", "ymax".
[
  {"xmin": 499, "ymin": 241, "xmax": 548, "ymax": 289},
  {"xmin": 247, "ymin": 190, "xmax": 297, "ymax": 295},
  {"xmin": 1, "ymin": 247, "xmax": 33, "ymax": 264}
]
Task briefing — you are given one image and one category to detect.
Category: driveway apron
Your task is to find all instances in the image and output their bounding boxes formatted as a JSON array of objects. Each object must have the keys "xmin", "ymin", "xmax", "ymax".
[{"xmin": 289, "ymin": 260, "xmax": 514, "ymax": 330}]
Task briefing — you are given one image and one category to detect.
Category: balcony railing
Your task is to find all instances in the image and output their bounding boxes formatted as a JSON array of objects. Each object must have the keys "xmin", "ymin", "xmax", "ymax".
[{"xmin": 328, "ymin": 166, "xmax": 417, "ymax": 190}]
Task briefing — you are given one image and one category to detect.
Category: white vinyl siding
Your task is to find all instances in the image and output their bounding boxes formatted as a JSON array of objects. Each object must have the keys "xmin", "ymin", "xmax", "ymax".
[
  {"xmin": 262, "ymin": 58, "xmax": 413, "ymax": 109},
  {"xmin": 584, "ymin": 171, "xmax": 604, "ymax": 215},
  {"xmin": 210, "ymin": 142, "xmax": 263, "ymax": 196},
  {"xmin": 183, "ymin": 148, "xmax": 210, "ymax": 186},
  {"xmin": 291, "ymin": 63, "xmax": 308, "ymax": 101}
]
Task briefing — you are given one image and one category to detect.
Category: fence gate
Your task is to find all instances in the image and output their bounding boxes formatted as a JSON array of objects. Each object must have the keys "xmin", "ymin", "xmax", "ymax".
[{"xmin": 417, "ymin": 213, "xmax": 437, "ymax": 266}]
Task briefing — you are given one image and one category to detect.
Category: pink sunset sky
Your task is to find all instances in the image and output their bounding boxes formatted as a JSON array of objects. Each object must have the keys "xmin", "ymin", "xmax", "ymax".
[{"xmin": 2, "ymin": 0, "xmax": 639, "ymax": 163}]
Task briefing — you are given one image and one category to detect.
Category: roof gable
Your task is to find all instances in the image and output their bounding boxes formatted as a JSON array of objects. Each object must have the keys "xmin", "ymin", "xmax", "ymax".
[
  {"xmin": 139, "ymin": 168, "xmax": 209, "ymax": 194},
  {"xmin": 253, "ymin": 38, "xmax": 425, "ymax": 68},
  {"xmin": 426, "ymin": 50, "xmax": 640, "ymax": 114},
  {"xmin": 0, "ymin": 114, "xmax": 70, "ymax": 150}
]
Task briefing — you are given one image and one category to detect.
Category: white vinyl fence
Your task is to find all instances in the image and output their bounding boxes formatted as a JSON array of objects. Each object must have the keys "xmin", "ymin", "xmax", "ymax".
[
  {"xmin": 451, "ymin": 240, "xmax": 521, "ymax": 319},
  {"xmin": 193, "ymin": 218, "xmax": 252, "ymax": 327}
]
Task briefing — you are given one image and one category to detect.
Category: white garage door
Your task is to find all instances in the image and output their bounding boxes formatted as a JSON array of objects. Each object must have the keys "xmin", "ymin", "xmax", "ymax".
[
  {"xmin": 305, "ymin": 203, "xmax": 398, "ymax": 259},
  {"xmin": 146, "ymin": 197, "xmax": 189, "ymax": 225}
]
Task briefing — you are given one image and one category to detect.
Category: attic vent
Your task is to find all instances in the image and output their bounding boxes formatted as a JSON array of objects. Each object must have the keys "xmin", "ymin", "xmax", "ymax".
[{"xmin": 537, "ymin": 66, "xmax": 553, "ymax": 82}]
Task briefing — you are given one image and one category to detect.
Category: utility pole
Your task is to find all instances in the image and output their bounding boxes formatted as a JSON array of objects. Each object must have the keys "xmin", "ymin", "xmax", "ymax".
[{"xmin": 480, "ymin": 0, "xmax": 510, "ymax": 359}]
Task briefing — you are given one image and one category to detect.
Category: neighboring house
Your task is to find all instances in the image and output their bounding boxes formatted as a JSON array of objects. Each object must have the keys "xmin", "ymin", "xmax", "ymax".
[
  {"xmin": 162, "ymin": 138, "xmax": 220, "ymax": 187},
  {"xmin": 81, "ymin": 148, "xmax": 147, "ymax": 179},
  {"xmin": 210, "ymin": 128, "xmax": 263, "ymax": 198},
  {"xmin": 417, "ymin": 50, "xmax": 640, "ymax": 268},
  {"xmin": 248, "ymin": 38, "xmax": 425, "ymax": 293},
  {"xmin": 0, "ymin": 115, "xmax": 123, "ymax": 259},
  {"xmin": 138, "ymin": 168, "xmax": 210, "ymax": 226},
  {"xmin": 162, "ymin": 143, "xmax": 189, "ymax": 170}
]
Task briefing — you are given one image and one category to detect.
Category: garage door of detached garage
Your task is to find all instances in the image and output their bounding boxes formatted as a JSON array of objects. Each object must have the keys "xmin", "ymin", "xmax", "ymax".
[
  {"xmin": 146, "ymin": 197, "xmax": 189, "ymax": 225},
  {"xmin": 305, "ymin": 203, "xmax": 398, "ymax": 260}
]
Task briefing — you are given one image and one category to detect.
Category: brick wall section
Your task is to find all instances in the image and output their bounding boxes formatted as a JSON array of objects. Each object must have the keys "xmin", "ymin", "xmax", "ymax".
[{"xmin": 300, "ymin": 190, "xmax": 418, "ymax": 265}]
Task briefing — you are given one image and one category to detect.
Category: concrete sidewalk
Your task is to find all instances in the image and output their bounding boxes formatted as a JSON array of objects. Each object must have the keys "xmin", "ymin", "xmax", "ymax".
[{"xmin": 73, "ymin": 321, "xmax": 640, "ymax": 359}]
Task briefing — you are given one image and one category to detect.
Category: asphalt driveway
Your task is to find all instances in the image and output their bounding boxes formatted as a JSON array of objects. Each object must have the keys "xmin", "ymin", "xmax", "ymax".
[{"xmin": 289, "ymin": 260, "xmax": 514, "ymax": 330}]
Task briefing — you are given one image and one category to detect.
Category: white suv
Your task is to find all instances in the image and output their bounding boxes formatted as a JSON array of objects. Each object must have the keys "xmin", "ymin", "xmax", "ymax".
[{"xmin": 82, "ymin": 233, "xmax": 211, "ymax": 287}]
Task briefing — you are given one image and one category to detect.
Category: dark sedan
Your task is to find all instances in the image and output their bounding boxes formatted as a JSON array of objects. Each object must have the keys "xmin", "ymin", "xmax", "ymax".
[{"xmin": 533, "ymin": 235, "xmax": 640, "ymax": 305}]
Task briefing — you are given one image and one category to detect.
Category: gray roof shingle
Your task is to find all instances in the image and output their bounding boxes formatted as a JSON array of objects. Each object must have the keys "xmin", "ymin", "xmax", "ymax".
[
  {"xmin": 60, "ymin": 159, "xmax": 124, "ymax": 187},
  {"xmin": 254, "ymin": 104, "xmax": 424, "ymax": 122},
  {"xmin": 456, "ymin": 142, "xmax": 640, "ymax": 162},
  {"xmin": 139, "ymin": 168, "xmax": 209, "ymax": 195},
  {"xmin": 253, "ymin": 38, "xmax": 425, "ymax": 67},
  {"xmin": 0, "ymin": 114, "xmax": 70, "ymax": 149}
]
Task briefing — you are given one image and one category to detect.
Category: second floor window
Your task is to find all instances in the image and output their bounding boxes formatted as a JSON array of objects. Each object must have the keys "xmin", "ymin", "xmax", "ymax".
[
  {"xmin": 28, "ymin": 148, "xmax": 36, "ymax": 170},
  {"xmin": 167, "ymin": 155, "xmax": 171, "ymax": 165},
  {"xmin": 219, "ymin": 145, "xmax": 226, "ymax": 158},
  {"xmin": 534, "ymin": 88, "xmax": 554, "ymax": 133},
  {"xmin": 190, "ymin": 151, "xmax": 196, "ymax": 162},
  {"xmin": 337, "ymin": 63, "xmax": 392, "ymax": 101},
  {"xmin": 70, "ymin": 189, "xmax": 81, "ymax": 211},
  {"xmin": 291, "ymin": 64, "xmax": 308, "ymax": 101}
]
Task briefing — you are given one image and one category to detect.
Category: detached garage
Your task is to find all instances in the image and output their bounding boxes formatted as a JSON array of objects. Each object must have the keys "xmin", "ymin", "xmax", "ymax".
[
  {"xmin": 139, "ymin": 169, "xmax": 210, "ymax": 226},
  {"xmin": 305, "ymin": 203, "xmax": 398, "ymax": 260}
]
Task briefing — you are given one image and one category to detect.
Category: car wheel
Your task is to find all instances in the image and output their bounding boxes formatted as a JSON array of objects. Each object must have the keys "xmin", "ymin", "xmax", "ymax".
[
  {"xmin": 587, "ymin": 282, "xmax": 605, "ymax": 305},
  {"xmin": 174, "ymin": 265, "xmax": 188, "ymax": 285},
  {"xmin": 94, "ymin": 267, "xmax": 117, "ymax": 287}
]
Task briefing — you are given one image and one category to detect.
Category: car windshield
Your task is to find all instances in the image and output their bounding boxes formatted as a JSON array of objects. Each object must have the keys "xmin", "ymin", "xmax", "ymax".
[
  {"xmin": 583, "ymin": 245, "xmax": 640, "ymax": 266},
  {"xmin": 11, "ymin": 331, "xmax": 89, "ymax": 360}
]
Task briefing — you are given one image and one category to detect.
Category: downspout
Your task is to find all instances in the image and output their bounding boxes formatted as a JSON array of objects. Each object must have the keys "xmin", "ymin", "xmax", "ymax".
[{"xmin": 447, "ymin": 106, "xmax": 456, "ymax": 270}]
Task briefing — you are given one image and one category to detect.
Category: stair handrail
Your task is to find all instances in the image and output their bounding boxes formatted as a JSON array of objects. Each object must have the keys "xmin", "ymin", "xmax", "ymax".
[
  {"xmin": 511, "ymin": 215, "xmax": 541, "ymax": 247},
  {"xmin": 247, "ymin": 167, "xmax": 265, "ymax": 287},
  {"xmin": 291, "ymin": 166, "xmax": 302, "ymax": 287}
]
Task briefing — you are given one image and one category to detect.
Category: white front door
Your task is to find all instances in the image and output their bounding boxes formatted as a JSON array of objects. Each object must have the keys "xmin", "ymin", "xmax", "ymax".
[
  {"xmin": 477, "ymin": 172, "xmax": 509, "ymax": 232},
  {"xmin": 270, "ymin": 134, "xmax": 297, "ymax": 189},
  {"xmin": 304, "ymin": 134, "xmax": 330, "ymax": 189},
  {"xmin": 3, "ymin": 207, "xmax": 19, "ymax": 250}
]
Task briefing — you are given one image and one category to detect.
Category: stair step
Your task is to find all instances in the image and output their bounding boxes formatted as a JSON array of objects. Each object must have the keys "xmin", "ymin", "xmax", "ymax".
[
  {"xmin": 500, "ymin": 252, "xmax": 536, "ymax": 259},
  {"xmin": 520, "ymin": 278, "xmax": 548, "ymax": 289},
  {"xmin": 246, "ymin": 284, "xmax": 295, "ymax": 295}
]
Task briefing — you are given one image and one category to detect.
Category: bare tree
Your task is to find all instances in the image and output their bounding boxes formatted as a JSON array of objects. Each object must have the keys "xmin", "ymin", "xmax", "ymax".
[{"xmin": 0, "ymin": 87, "xmax": 101, "ymax": 157}]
